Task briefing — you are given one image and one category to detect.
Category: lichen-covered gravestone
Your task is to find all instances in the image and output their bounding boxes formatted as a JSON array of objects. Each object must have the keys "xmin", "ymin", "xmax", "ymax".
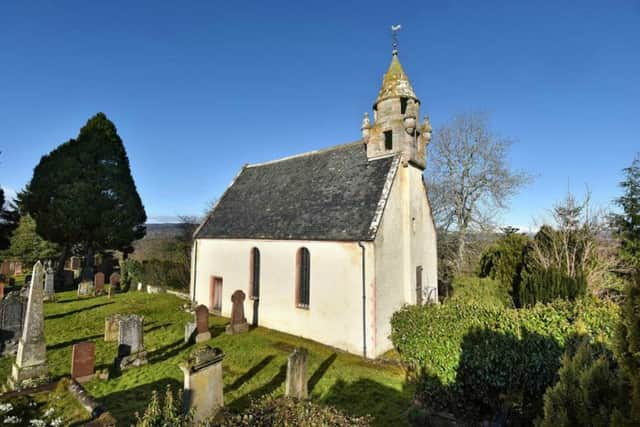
[
  {"xmin": 180, "ymin": 346, "xmax": 225, "ymax": 423},
  {"xmin": 94, "ymin": 272, "xmax": 105, "ymax": 295},
  {"xmin": 285, "ymin": 347, "xmax": 308, "ymax": 399},
  {"xmin": 71, "ymin": 341, "xmax": 96, "ymax": 382},
  {"xmin": 9, "ymin": 261, "xmax": 49, "ymax": 389},
  {"xmin": 195, "ymin": 305, "xmax": 211, "ymax": 343},
  {"xmin": 104, "ymin": 314, "xmax": 121, "ymax": 341},
  {"xmin": 77, "ymin": 281, "xmax": 95, "ymax": 298},
  {"xmin": 114, "ymin": 314, "xmax": 147, "ymax": 370},
  {"xmin": 0, "ymin": 292, "xmax": 27, "ymax": 355},
  {"xmin": 225, "ymin": 290, "xmax": 249, "ymax": 334},
  {"xmin": 109, "ymin": 272, "xmax": 121, "ymax": 292},
  {"xmin": 43, "ymin": 263, "xmax": 56, "ymax": 302}
]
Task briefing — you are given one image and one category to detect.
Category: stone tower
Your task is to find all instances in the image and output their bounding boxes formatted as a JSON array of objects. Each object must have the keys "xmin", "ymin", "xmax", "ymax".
[{"xmin": 361, "ymin": 48, "xmax": 432, "ymax": 168}]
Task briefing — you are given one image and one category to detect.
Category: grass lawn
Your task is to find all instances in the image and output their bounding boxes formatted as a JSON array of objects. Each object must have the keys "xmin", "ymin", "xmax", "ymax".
[{"xmin": 0, "ymin": 290, "xmax": 413, "ymax": 426}]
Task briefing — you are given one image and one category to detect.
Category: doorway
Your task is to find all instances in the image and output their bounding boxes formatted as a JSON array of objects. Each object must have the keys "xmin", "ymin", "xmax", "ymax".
[{"xmin": 210, "ymin": 276, "xmax": 223, "ymax": 312}]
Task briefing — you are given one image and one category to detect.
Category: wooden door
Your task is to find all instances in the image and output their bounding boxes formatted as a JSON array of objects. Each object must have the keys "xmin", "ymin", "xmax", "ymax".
[{"xmin": 209, "ymin": 276, "xmax": 223, "ymax": 312}]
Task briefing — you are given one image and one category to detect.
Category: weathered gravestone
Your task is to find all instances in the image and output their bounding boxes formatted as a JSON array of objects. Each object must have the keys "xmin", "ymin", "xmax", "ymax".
[
  {"xmin": 0, "ymin": 282, "xmax": 4, "ymax": 301},
  {"xmin": 109, "ymin": 272, "xmax": 121, "ymax": 292},
  {"xmin": 9, "ymin": 261, "xmax": 49, "ymax": 389},
  {"xmin": 104, "ymin": 314, "xmax": 121, "ymax": 342},
  {"xmin": 114, "ymin": 314, "xmax": 147, "ymax": 370},
  {"xmin": 14, "ymin": 263, "xmax": 22, "ymax": 275},
  {"xmin": 77, "ymin": 281, "xmax": 95, "ymax": 298},
  {"xmin": 195, "ymin": 305, "xmax": 211, "ymax": 343},
  {"xmin": 0, "ymin": 261, "xmax": 10, "ymax": 276},
  {"xmin": 180, "ymin": 346, "xmax": 225, "ymax": 423},
  {"xmin": 43, "ymin": 263, "xmax": 56, "ymax": 302},
  {"xmin": 71, "ymin": 341, "xmax": 96, "ymax": 382},
  {"xmin": 184, "ymin": 321, "xmax": 197, "ymax": 344},
  {"xmin": 0, "ymin": 292, "xmax": 27, "ymax": 355},
  {"xmin": 285, "ymin": 347, "xmax": 308, "ymax": 399},
  {"xmin": 94, "ymin": 272, "xmax": 105, "ymax": 296},
  {"xmin": 225, "ymin": 290, "xmax": 249, "ymax": 335},
  {"xmin": 137, "ymin": 282, "xmax": 143, "ymax": 292}
]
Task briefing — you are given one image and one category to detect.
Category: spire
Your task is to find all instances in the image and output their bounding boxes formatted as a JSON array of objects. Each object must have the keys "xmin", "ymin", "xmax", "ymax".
[{"xmin": 374, "ymin": 27, "xmax": 418, "ymax": 108}]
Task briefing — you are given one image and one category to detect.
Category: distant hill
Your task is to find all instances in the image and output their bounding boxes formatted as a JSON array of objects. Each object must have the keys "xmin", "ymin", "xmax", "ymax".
[
  {"xmin": 144, "ymin": 223, "xmax": 185, "ymax": 239},
  {"xmin": 131, "ymin": 222, "xmax": 198, "ymax": 260}
]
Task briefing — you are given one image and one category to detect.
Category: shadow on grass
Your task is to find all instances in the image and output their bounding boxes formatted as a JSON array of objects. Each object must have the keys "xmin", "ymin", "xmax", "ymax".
[
  {"xmin": 48, "ymin": 333, "xmax": 103, "ymax": 350},
  {"xmin": 147, "ymin": 339, "xmax": 190, "ymax": 364},
  {"xmin": 98, "ymin": 377, "xmax": 183, "ymax": 426},
  {"xmin": 45, "ymin": 301, "xmax": 114, "ymax": 319},
  {"xmin": 323, "ymin": 378, "xmax": 412, "ymax": 427},
  {"xmin": 308, "ymin": 353, "xmax": 337, "ymax": 393},
  {"xmin": 230, "ymin": 362, "xmax": 287, "ymax": 410},
  {"xmin": 226, "ymin": 355, "xmax": 276, "ymax": 393},
  {"xmin": 144, "ymin": 322, "xmax": 172, "ymax": 334}
]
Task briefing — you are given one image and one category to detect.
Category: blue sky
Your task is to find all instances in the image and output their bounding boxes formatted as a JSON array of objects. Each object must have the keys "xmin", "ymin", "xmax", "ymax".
[{"xmin": 1, "ymin": 1, "xmax": 638, "ymax": 229}]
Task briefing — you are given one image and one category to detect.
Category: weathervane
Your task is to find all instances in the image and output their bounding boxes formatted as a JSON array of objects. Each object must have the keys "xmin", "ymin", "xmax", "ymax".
[{"xmin": 391, "ymin": 24, "xmax": 402, "ymax": 55}]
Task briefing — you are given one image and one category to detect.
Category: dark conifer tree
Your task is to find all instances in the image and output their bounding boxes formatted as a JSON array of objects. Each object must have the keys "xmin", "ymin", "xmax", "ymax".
[{"xmin": 23, "ymin": 113, "xmax": 146, "ymax": 268}]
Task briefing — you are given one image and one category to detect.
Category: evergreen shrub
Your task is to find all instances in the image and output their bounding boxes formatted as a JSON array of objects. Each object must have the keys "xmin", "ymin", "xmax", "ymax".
[
  {"xmin": 390, "ymin": 299, "xmax": 619, "ymax": 422},
  {"xmin": 450, "ymin": 275, "xmax": 512, "ymax": 308}
]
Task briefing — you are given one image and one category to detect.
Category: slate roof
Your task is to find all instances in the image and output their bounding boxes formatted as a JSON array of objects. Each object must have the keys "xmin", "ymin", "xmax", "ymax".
[{"xmin": 195, "ymin": 142, "xmax": 398, "ymax": 241}]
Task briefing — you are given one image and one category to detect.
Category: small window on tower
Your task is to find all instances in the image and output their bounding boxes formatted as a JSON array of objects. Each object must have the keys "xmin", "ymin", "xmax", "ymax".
[
  {"xmin": 384, "ymin": 131, "xmax": 393, "ymax": 150},
  {"xmin": 400, "ymin": 97, "xmax": 408, "ymax": 114}
]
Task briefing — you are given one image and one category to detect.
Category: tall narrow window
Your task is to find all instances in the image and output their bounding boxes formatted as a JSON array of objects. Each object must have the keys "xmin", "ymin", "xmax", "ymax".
[
  {"xmin": 250, "ymin": 247, "xmax": 260, "ymax": 299},
  {"xmin": 384, "ymin": 130, "xmax": 393, "ymax": 150},
  {"xmin": 400, "ymin": 97, "xmax": 408, "ymax": 114},
  {"xmin": 296, "ymin": 248, "xmax": 310, "ymax": 308}
]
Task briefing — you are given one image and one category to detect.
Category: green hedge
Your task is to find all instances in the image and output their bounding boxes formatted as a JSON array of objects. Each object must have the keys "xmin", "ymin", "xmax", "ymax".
[
  {"xmin": 121, "ymin": 259, "xmax": 189, "ymax": 291},
  {"xmin": 450, "ymin": 275, "xmax": 512, "ymax": 308},
  {"xmin": 390, "ymin": 299, "xmax": 619, "ymax": 422}
]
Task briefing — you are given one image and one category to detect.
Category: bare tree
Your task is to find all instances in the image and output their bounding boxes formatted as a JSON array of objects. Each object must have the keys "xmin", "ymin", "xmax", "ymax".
[{"xmin": 426, "ymin": 112, "xmax": 531, "ymax": 272}]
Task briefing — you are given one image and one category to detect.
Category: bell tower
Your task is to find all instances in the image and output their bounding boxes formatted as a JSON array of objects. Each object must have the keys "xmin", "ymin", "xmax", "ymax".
[{"xmin": 361, "ymin": 27, "xmax": 432, "ymax": 169}]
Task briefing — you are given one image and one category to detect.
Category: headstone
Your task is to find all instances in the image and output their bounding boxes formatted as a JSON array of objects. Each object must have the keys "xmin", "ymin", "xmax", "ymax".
[
  {"xmin": 285, "ymin": 347, "xmax": 308, "ymax": 399},
  {"xmin": 71, "ymin": 341, "xmax": 96, "ymax": 382},
  {"xmin": 104, "ymin": 314, "xmax": 121, "ymax": 342},
  {"xmin": 94, "ymin": 272, "xmax": 105, "ymax": 295},
  {"xmin": 0, "ymin": 261, "xmax": 10, "ymax": 276},
  {"xmin": 180, "ymin": 346, "xmax": 224, "ymax": 423},
  {"xmin": 63, "ymin": 270, "xmax": 74, "ymax": 287},
  {"xmin": 70, "ymin": 256, "xmax": 82, "ymax": 271},
  {"xmin": 0, "ymin": 282, "xmax": 4, "ymax": 301},
  {"xmin": 43, "ymin": 263, "xmax": 56, "ymax": 302},
  {"xmin": 137, "ymin": 282, "xmax": 143, "ymax": 291},
  {"xmin": 114, "ymin": 314, "xmax": 147, "ymax": 370},
  {"xmin": 225, "ymin": 290, "xmax": 249, "ymax": 335},
  {"xmin": 109, "ymin": 272, "xmax": 121, "ymax": 292},
  {"xmin": 184, "ymin": 321, "xmax": 197, "ymax": 344},
  {"xmin": 0, "ymin": 292, "xmax": 27, "ymax": 355},
  {"xmin": 14, "ymin": 263, "xmax": 22, "ymax": 275},
  {"xmin": 195, "ymin": 305, "xmax": 211, "ymax": 342},
  {"xmin": 9, "ymin": 261, "xmax": 49, "ymax": 389},
  {"xmin": 77, "ymin": 281, "xmax": 95, "ymax": 298}
]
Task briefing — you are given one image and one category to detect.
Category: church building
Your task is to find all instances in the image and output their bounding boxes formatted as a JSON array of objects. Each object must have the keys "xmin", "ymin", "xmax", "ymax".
[{"xmin": 190, "ymin": 42, "xmax": 437, "ymax": 358}]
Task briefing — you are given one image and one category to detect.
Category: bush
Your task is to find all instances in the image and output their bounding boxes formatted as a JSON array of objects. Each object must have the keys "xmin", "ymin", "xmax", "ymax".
[
  {"xmin": 134, "ymin": 385, "xmax": 192, "ymax": 427},
  {"xmin": 478, "ymin": 233, "xmax": 529, "ymax": 291},
  {"xmin": 450, "ymin": 275, "xmax": 512, "ymax": 308},
  {"xmin": 517, "ymin": 268, "xmax": 587, "ymax": 307},
  {"xmin": 390, "ymin": 299, "xmax": 619, "ymax": 422},
  {"xmin": 539, "ymin": 339, "xmax": 627, "ymax": 427},
  {"xmin": 122, "ymin": 258, "xmax": 189, "ymax": 291},
  {"xmin": 223, "ymin": 395, "xmax": 370, "ymax": 426}
]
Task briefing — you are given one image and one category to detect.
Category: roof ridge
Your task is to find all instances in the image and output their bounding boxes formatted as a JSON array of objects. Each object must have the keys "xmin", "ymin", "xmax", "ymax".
[{"xmin": 246, "ymin": 140, "xmax": 363, "ymax": 168}]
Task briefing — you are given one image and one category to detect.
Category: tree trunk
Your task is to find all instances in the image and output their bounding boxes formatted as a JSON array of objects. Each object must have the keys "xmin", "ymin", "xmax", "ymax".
[
  {"xmin": 55, "ymin": 245, "xmax": 70, "ymax": 277},
  {"xmin": 456, "ymin": 228, "xmax": 467, "ymax": 272}
]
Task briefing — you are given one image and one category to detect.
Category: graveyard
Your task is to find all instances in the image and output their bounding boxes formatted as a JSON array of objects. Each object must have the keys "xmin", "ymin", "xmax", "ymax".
[{"xmin": 0, "ymin": 283, "xmax": 412, "ymax": 425}]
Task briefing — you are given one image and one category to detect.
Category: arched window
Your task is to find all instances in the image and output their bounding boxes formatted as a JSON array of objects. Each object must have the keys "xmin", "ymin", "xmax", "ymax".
[
  {"xmin": 296, "ymin": 247, "xmax": 310, "ymax": 308},
  {"xmin": 250, "ymin": 247, "xmax": 260, "ymax": 299}
]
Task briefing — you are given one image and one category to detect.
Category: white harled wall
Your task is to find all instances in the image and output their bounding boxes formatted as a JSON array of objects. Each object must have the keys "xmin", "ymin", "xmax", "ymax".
[{"xmin": 191, "ymin": 238, "xmax": 375, "ymax": 356}]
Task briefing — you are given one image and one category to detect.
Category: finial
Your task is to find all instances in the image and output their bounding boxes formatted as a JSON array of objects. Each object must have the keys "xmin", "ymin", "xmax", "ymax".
[{"xmin": 391, "ymin": 24, "xmax": 401, "ymax": 55}]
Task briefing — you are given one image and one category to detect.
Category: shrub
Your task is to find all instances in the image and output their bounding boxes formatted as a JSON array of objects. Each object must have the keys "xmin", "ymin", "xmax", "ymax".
[
  {"xmin": 122, "ymin": 259, "xmax": 189, "ymax": 291},
  {"xmin": 134, "ymin": 385, "xmax": 192, "ymax": 427},
  {"xmin": 390, "ymin": 299, "xmax": 619, "ymax": 422},
  {"xmin": 222, "ymin": 395, "xmax": 370, "ymax": 426},
  {"xmin": 518, "ymin": 268, "xmax": 587, "ymax": 307},
  {"xmin": 538, "ymin": 339, "xmax": 627, "ymax": 427},
  {"xmin": 478, "ymin": 232, "xmax": 529, "ymax": 292},
  {"xmin": 450, "ymin": 275, "xmax": 512, "ymax": 308}
]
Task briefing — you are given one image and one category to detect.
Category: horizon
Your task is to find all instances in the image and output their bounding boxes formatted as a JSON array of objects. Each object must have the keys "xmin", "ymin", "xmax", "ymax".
[{"xmin": 1, "ymin": 1, "xmax": 639, "ymax": 232}]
